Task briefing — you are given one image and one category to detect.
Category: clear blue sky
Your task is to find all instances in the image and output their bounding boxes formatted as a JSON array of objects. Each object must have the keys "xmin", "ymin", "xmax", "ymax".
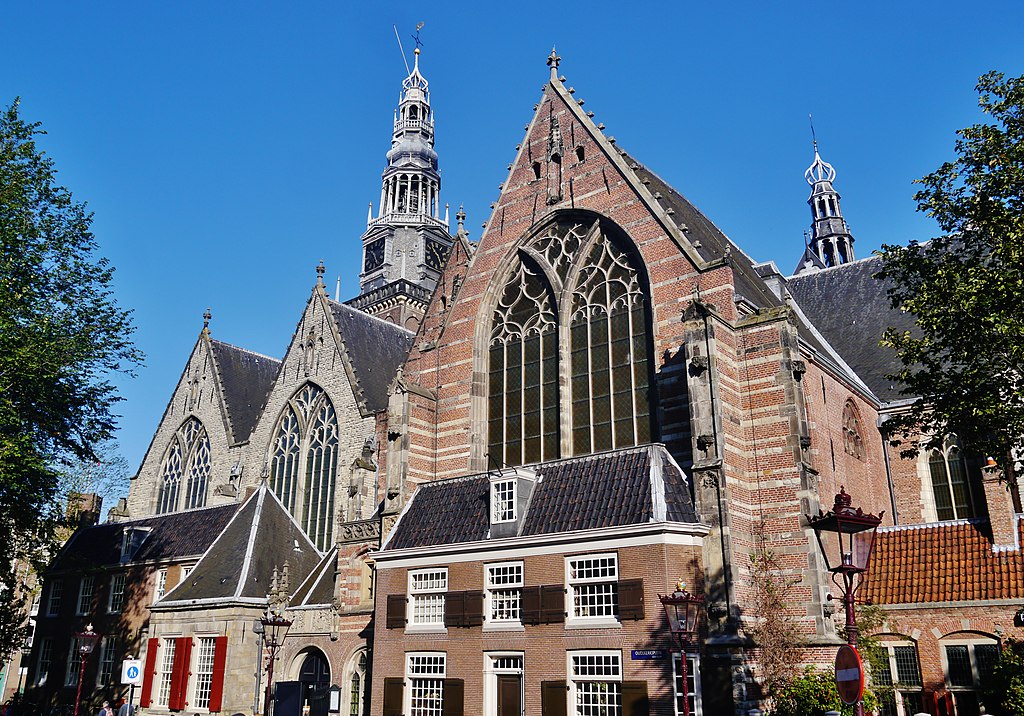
[{"xmin": 3, "ymin": 2, "xmax": 1023, "ymax": 497}]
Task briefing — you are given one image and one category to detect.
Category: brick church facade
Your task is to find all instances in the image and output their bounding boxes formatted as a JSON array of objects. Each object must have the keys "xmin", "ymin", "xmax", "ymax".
[{"xmin": 24, "ymin": 47, "xmax": 1024, "ymax": 716}]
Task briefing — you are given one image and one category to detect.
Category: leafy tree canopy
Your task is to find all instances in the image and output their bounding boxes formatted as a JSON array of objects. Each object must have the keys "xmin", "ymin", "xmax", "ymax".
[
  {"xmin": 877, "ymin": 72, "xmax": 1024, "ymax": 478},
  {"xmin": 0, "ymin": 99, "xmax": 141, "ymax": 657}
]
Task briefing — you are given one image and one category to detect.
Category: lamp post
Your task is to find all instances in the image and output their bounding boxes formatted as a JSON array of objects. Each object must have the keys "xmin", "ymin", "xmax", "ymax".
[
  {"xmin": 659, "ymin": 581, "xmax": 705, "ymax": 716},
  {"xmin": 72, "ymin": 624, "xmax": 100, "ymax": 716},
  {"xmin": 807, "ymin": 487, "xmax": 882, "ymax": 716},
  {"xmin": 260, "ymin": 612, "xmax": 292, "ymax": 716}
]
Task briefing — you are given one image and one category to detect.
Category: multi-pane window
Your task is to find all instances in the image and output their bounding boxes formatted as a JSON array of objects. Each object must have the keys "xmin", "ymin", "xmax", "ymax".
[
  {"xmin": 928, "ymin": 443, "xmax": 985, "ymax": 521},
  {"xmin": 156, "ymin": 639, "xmax": 177, "ymax": 707},
  {"xmin": 108, "ymin": 573, "xmax": 126, "ymax": 613},
  {"xmin": 672, "ymin": 654, "xmax": 702, "ymax": 716},
  {"xmin": 485, "ymin": 562, "xmax": 524, "ymax": 624},
  {"xmin": 192, "ymin": 637, "xmax": 217, "ymax": 709},
  {"xmin": 157, "ymin": 417, "xmax": 212, "ymax": 514},
  {"xmin": 491, "ymin": 480, "xmax": 517, "ymax": 523},
  {"xmin": 348, "ymin": 650, "xmax": 367, "ymax": 716},
  {"xmin": 35, "ymin": 637, "xmax": 52, "ymax": 686},
  {"xmin": 268, "ymin": 383, "xmax": 339, "ymax": 550},
  {"xmin": 97, "ymin": 637, "xmax": 117, "ymax": 686},
  {"xmin": 66, "ymin": 638, "xmax": 84, "ymax": 686},
  {"xmin": 406, "ymin": 653, "xmax": 446, "ymax": 716},
  {"xmin": 567, "ymin": 554, "xmax": 619, "ymax": 620},
  {"xmin": 46, "ymin": 580, "xmax": 62, "ymax": 616},
  {"xmin": 155, "ymin": 569, "xmax": 168, "ymax": 601},
  {"xmin": 569, "ymin": 651, "xmax": 622, "ymax": 716},
  {"xmin": 488, "ymin": 216, "xmax": 653, "ymax": 468},
  {"xmin": 874, "ymin": 642, "xmax": 923, "ymax": 716},
  {"xmin": 77, "ymin": 576, "xmax": 94, "ymax": 615},
  {"xmin": 842, "ymin": 401, "xmax": 864, "ymax": 460},
  {"xmin": 943, "ymin": 640, "xmax": 999, "ymax": 715},
  {"xmin": 409, "ymin": 569, "xmax": 447, "ymax": 627}
]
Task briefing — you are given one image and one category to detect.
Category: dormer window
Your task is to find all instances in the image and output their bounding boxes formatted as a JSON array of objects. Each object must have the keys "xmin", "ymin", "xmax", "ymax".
[
  {"xmin": 121, "ymin": 526, "xmax": 151, "ymax": 563},
  {"xmin": 491, "ymin": 479, "xmax": 517, "ymax": 524}
]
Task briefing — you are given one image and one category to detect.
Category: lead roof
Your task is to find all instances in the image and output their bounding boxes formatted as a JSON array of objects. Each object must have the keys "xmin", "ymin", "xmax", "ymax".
[{"xmin": 209, "ymin": 339, "xmax": 281, "ymax": 444}]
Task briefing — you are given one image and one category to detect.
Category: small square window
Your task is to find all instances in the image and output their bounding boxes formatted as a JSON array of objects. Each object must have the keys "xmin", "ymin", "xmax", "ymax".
[{"xmin": 491, "ymin": 480, "xmax": 517, "ymax": 523}]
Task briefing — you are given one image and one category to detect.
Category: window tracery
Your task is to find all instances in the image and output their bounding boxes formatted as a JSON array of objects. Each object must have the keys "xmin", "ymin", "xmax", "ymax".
[
  {"xmin": 487, "ymin": 216, "xmax": 653, "ymax": 467},
  {"xmin": 842, "ymin": 400, "xmax": 864, "ymax": 460},
  {"xmin": 269, "ymin": 384, "xmax": 338, "ymax": 551},
  {"xmin": 156, "ymin": 417, "xmax": 211, "ymax": 514},
  {"xmin": 928, "ymin": 438, "xmax": 985, "ymax": 522}
]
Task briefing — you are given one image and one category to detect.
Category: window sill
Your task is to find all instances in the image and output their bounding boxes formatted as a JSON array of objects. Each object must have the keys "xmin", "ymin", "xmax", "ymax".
[
  {"xmin": 565, "ymin": 618, "xmax": 621, "ymax": 630},
  {"xmin": 482, "ymin": 622, "xmax": 525, "ymax": 633},
  {"xmin": 404, "ymin": 625, "xmax": 448, "ymax": 635}
]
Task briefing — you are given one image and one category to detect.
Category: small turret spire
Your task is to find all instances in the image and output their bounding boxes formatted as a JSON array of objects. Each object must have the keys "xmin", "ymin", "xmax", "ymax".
[
  {"xmin": 202, "ymin": 307, "xmax": 211, "ymax": 332},
  {"xmin": 547, "ymin": 47, "xmax": 561, "ymax": 82},
  {"xmin": 316, "ymin": 260, "xmax": 325, "ymax": 285},
  {"xmin": 793, "ymin": 126, "xmax": 856, "ymax": 275}
]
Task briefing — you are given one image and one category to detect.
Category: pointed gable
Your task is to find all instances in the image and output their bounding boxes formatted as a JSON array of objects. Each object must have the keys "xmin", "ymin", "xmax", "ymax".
[{"xmin": 208, "ymin": 340, "xmax": 281, "ymax": 444}]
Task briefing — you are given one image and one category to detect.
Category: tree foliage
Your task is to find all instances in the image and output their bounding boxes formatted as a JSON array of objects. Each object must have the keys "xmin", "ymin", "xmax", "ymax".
[
  {"xmin": 980, "ymin": 638, "xmax": 1024, "ymax": 716},
  {"xmin": 877, "ymin": 72, "xmax": 1024, "ymax": 478},
  {"xmin": 747, "ymin": 540, "xmax": 801, "ymax": 698},
  {"xmin": 0, "ymin": 99, "xmax": 141, "ymax": 657},
  {"xmin": 769, "ymin": 667, "xmax": 877, "ymax": 716}
]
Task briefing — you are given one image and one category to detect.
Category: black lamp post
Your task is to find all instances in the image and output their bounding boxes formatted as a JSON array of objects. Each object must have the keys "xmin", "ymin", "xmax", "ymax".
[
  {"xmin": 72, "ymin": 624, "xmax": 100, "ymax": 716},
  {"xmin": 807, "ymin": 487, "xmax": 882, "ymax": 716},
  {"xmin": 660, "ymin": 581, "xmax": 705, "ymax": 716},
  {"xmin": 260, "ymin": 612, "xmax": 292, "ymax": 716}
]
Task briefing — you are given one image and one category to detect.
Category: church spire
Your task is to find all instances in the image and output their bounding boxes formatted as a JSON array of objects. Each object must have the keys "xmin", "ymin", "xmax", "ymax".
[{"xmin": 794, "ymin": 133, "xmax": 856, "ymax": 275}]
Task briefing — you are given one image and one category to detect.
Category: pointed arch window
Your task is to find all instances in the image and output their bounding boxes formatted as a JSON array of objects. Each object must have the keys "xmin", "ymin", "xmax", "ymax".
[
  {"xmin": 487, "ymin": 216, "xmax": 653, "ymax": 467},
  {"xmin": 928, "ymin": 439, "xmax": 986, "ymax": 522},
  {"xmin": 156, "ymin": 418, "xmax": 211, "ymax": 514},
  {"xmin": 842, "ymin": 400, "xmax": 864, "ymax": 460},
  {"xmin": 268, "ymin": 384, "xmax": 338, "ymax": 551}
]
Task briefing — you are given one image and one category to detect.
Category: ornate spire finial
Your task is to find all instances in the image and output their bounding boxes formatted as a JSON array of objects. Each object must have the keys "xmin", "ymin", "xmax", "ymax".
[
  {"xmin": 547, "ymin": 47, "xmax": 561, "ymax": 81},
  {"xmin": 202, "ymin": 308, "xmax": 211, "ymax": 331},
  {"xmin": 809, "ymin": 113, "xmax": 818, "ymax": 154},
  {"xmin": 316, "ymin": 260, "xmax": 325, "ymax": 284},
  {"xmin": 456, "ymin": 205, "xmax": 466, "ymax": 231}
]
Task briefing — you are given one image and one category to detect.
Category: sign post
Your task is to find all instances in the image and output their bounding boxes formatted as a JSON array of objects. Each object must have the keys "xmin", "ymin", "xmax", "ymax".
[
  {"xmin": 121, "ymin": 658, "xmax": 142, "ymax": 716},
  {"xmin": 834, "ymin": 644, "xmax": 865, "ymax": 707}
]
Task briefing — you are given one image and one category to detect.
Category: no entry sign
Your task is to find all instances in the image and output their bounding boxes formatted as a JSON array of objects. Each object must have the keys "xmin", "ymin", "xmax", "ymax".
[{"xmin": 835, "ymin": 644, "xmax": 864, "ymax": 705}]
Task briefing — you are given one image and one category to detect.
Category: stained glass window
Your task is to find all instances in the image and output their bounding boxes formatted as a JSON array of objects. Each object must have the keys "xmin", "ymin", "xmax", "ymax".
[{"xmin": 157, "ymin": 418, "xmax": 211, "ymax": 514}]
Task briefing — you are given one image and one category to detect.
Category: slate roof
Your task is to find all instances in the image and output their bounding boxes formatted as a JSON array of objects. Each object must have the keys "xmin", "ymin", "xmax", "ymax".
[
  {"xmin": 290, "ymin": 545, "xmax": 338, "ymax": 607},
  {"xmin": 49, "ymin": 504, "xmax": 239, "ymax": 573},
  {"xmin": 785, "ymin": 256, "xmax": 919, "ymax": 403},
  {"xmin": 209, "ymin": 339, "xmax": 281, "ymax": 443},
  {"xmin": 158, "ymin": 485, "xmax": 323, "ymax": 605},
  {"xmin": 384, "ymin": 444, "xmax": 699, "ymax": 551},
  {"xmin": 326, "ymin": 300, "xmax": 415, "ymax": 414},
  {"xmin": 862, "ymin": 518, "xmax": 1024, "ymax": 604}
]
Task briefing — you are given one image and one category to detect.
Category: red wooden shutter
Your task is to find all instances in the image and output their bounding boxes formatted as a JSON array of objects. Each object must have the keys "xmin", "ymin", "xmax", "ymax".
[
  {"xmin": 139, "ymin": 638, "xmax": 159, "ymax": 708},
  {"xmin": 168, "ymin": 636, "xmax": 193, "ymax": 710},
  {"xmin": 206, "ymin": 636, "xmax": 228, "ymax": 712},
  {"xmin": 618, "ymin": 578, "xmax": 645, "ymax": 620}
]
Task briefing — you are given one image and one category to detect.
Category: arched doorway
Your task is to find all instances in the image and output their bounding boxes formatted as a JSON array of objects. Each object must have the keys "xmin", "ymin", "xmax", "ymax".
[{"xmin": 298, "ymin": 649, "xmax": 330, "ymax": 716}]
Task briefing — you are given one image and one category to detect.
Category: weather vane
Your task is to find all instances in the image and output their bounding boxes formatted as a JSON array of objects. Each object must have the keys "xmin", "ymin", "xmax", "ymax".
[{"xmin": 412, "ymin": 22, "xmax": 425, "ymax": 51}]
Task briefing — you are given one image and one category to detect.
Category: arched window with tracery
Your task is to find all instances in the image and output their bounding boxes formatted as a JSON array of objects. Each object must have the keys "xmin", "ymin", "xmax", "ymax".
[
  {"xmin": 348, "ymin": 650, "xmax": 367, "ymax": 716},
  {"xmin": 928, "ymin": 439, "xmax": 986, "ymax": 522},
  {"xmin": 842, "ymin": 400, "xmax": 864, "ymax": 460},
  {"xmin": 268, "ymin": 384, "xmax": 338, "ymax": 551},
  {"xmin": 488, "ymin": 215, "xmax": 653, "ymax": 467},
  {"xmin": 156, "ymin": 417, "xmax": 211, "ymax": 514}
]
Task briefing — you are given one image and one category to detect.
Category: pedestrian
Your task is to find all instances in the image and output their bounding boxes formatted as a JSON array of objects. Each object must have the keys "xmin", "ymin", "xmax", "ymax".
[
  {"xmin": 116, "ymin": 701, "xmax": 132, "ymax": 716},
  {"xmin": 96, "ymin": 701, "xmax": 113, "ymax": 716}
]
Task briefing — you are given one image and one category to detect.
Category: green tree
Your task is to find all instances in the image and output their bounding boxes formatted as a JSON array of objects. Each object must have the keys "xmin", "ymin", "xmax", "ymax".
[
  {"xmin": 0, "ymin": 99, "xmax": 141, "ymax": 657},
  {"xmin": 980, "ymin": 638, "xmax": 1024, "ymax": 716},
  {"xmin": 877, "ymin": 72, "xmax": 1024, "ymax": 481},
  {"xmin": 769, "ymin": 667, "xmax": 878, "ymax": 716}
]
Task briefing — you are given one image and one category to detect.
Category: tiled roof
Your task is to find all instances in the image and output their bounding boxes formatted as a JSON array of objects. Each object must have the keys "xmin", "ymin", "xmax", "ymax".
[
  {"xmin": 862, "ymin": 518, "xmax": 1024, "ymax": 604},
  {"xmin": 290, "ymin": 546, "xmax": 338, "ymax": 607},
  {"xmin": 49, "ymin": 504, "xmax": 239, "ymax": 573},
  {"xmin": 209, "ymin": 339, "xmax": 281, "ymax": 443},
  {"xmin": 158, "ymin": 486, "xmax": 323, "ymax": 605},
  {"xmin": 326, "ymin": 300, "xmax": 415, "ymax": 414},
  {"xmin": 384, "ymin": 444, "xmax": 699, "ymax": 551},
  {"xmin": 785, "ymin": 256, "xmax": 918, "ymax": 403}
]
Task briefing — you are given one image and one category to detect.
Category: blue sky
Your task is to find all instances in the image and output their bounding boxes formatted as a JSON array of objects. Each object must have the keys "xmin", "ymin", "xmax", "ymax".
[{"xmin": 3, "ymin": 2, "xmax": 1023, "ymax": 497}]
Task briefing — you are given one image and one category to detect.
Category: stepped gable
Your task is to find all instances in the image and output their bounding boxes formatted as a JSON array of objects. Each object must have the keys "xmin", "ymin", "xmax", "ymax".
[
  {"xmin": 208, "ymin": 339, "xmax": 281, "ymax": 444},
  {"xmin": 862, "ymin": 517, "xmax": 1024, "ymax": 604},
  {"xmin": 49, "ymin": 503, "xmax": 239, "ymax": 572},
  {"xmin": 157, "ymin": 484, "xmax": 322, "ymax": 605},
  {"xmin": 326, "ymin": 299, "xmax": 415, "ymax": 414},
  {"xmin": 383, "ymin": 444, "xmax": 698, "ymax": 550},
  {"xmin": 290, "ymin": 545, "xmax": 339, "ymax": 607},
  {"xmin": 785, "ymin": 256, "xmax": 918, "ymax": 403}
]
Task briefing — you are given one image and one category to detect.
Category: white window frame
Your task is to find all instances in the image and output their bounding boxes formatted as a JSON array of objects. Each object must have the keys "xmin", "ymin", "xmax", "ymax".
[
  {"xmin": 35, "ymin": 637, "xmax": 52, "ymax": 686},
  {"xmin": 567, "ymin": 650, "xmax": 622, "ymax": 716},
  {"xmin": 874, "ymin": 640, "xmax": 924, "ymax": 716},
  {"xmin": 76, "ymin": 575, "xmax": 94, "ymax": 616},
  {"xmin": 407, "ymin": 568, "xmax": 447, "ymax": 632},
  {"xmin": 491, "ymin": 478, "xmax": 517, "ymax": 523},
  {"xmin": 65, "ymin": 638, "xmax": 83, "ymax": 687},
  {"xmin": 156, "ymin": 637, "xmax": 178, "ymax": 708},
  {"xmin": 108, "ymin": 572, "xmax": 126, "ymax": 613},
  {"xmin": 46, "ymin": 580, "xmax": 62, "ymax": 616},
  {"xmin": 96, "ymin": 636, "xmax": 117, "ymax": 686},
  {"xmin": 939, "ymin": 635, "xmax": 1000, "ymax": 711},
  {"xmin": 483, "ymin": 652, "xmax": 524, "ymax": 716},
  {"xmin": 155, "ymin": 569, "xmax": 168, "ymax": 601},
  {"xmin": 191, "ymin": 635, "xmax": 218, "ymax": 711},
  {"xmin": 484, "ymin": 561, "xmax": 524, "ymax": 629},
  {"xmin": 405, "ymin": 652, "xmax": 446, "ymax": 716},
  {"xmin": 672, "ymin": 652, "xmax": 703, "ymax": 716},
  {"xmin": 565, "ymin": 552, "xmax": 620, "ymax": 627}
]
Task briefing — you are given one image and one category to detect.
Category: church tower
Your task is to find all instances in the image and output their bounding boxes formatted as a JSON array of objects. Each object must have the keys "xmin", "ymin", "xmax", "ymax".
[
  {"xmin": 346, "ymin": 47, "xmax": 454, "ymax": 329},
  {"xmin": 794, "ymin": 141, "xmax": 856, "ymax": 274}
]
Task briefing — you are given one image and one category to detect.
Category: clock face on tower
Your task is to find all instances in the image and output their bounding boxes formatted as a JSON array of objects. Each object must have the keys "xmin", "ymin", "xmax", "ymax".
[
  {"xmin": 364, "ymin": 239, "xmax": 385, "ymax": 273},
  {"xmin": 425, "ymin": 240, "xmax": 447, "ymax": 271}
]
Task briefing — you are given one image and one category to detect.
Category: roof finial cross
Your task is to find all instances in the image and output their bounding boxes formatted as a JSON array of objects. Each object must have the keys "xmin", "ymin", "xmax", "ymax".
[
  {"xmin": 456, "ymin": 204, "xmax": 466, "ymax": 231},
  {"xmin": 202, "ymin": 307, "xmax": 211, "ymax": 331},
  {"xmin": 547, "ymin": 47, "xmax": 561, "ymax": 81},
  {"xmin": 316, "ymin": 260, "xmax": 325, "ymax": 284}
]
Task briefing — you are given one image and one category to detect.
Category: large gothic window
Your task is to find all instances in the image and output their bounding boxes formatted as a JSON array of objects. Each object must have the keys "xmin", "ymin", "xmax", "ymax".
[
  {"xmin": 488, "ymin": 216, "xmax": 653, "ymax": 467},
  {"xmin": 156, "ymin": 418, "xmax": 211, "ymax": 514},
  {"xmin": 928, "ymin": 439, "xmax": 986, "ymax": 522},
  {"xmin": 269, "ymin": 384, "xmax": 338, "ymax": 551}
]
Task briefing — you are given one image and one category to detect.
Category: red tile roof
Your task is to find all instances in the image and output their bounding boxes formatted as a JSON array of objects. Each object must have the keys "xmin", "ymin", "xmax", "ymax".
[{"xmin": 862, "ymin": 517, "xmax": 1024, "ymax": 604}]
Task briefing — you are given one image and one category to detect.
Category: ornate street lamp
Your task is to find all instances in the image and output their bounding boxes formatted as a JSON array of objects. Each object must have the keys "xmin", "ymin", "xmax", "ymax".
[
  {"xmin": 660, "ymin": 581, "xmax": 705, "ymax": 716},
  {"xmin": 260, "ymin": 612, "xmax": 292, "ymax": 716},
  {"xmin": 807, "ymin": 487, "xmax": 882, "ymax": 716},
  {"xmin": 72, "ymin": 624, "xmax": 100, "ymax": 716}
]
